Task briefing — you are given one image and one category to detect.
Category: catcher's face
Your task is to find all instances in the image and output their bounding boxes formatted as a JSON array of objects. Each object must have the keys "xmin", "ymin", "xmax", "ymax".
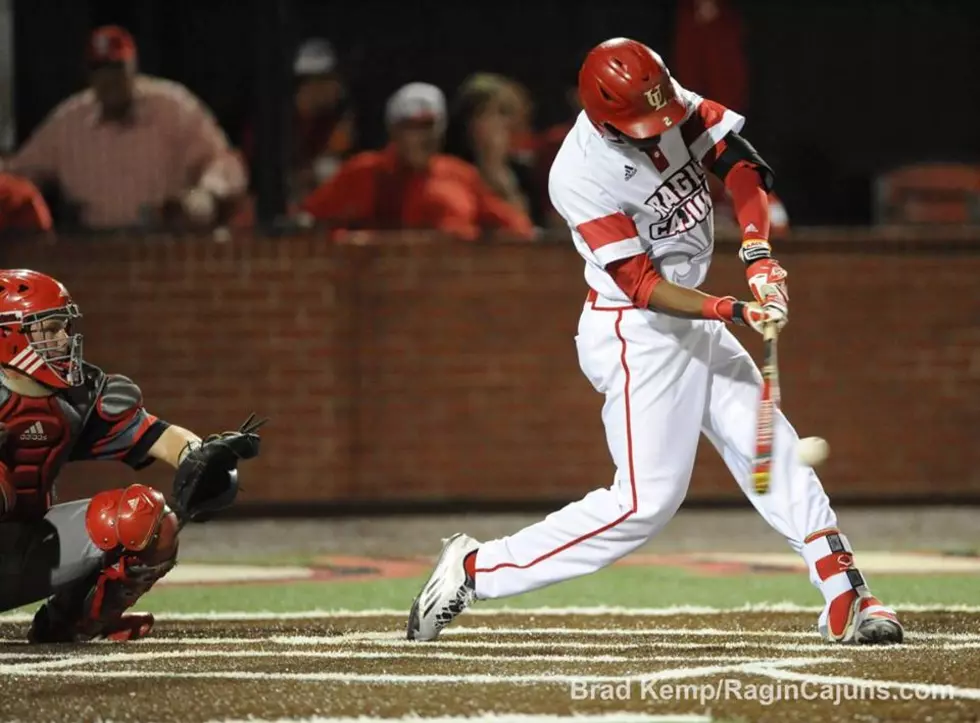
[{"xmin": 26, "ymin": 318, "xmax": 70, "ymax": 359}]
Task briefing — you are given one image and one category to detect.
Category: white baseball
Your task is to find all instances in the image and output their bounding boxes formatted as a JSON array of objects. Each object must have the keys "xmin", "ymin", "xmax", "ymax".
[{"xmin": 797, "ymin": 436, "xmax": 830, "ymax": 467}]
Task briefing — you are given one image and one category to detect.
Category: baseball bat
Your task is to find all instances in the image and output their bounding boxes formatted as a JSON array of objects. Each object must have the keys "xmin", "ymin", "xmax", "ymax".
[{"xmin": 751, "ymin": 321, "xmax": 780, "ymax": 494}]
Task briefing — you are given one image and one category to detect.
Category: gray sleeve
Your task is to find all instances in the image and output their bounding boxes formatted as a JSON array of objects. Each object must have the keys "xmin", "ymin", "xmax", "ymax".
[{"xmin": 70, "ymin": 374, "xmax": 169, "ymax": 468}]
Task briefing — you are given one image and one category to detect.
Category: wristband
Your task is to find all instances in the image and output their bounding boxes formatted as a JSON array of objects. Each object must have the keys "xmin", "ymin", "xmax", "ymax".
[
  {"xmin": 738, "ymin": 239, "xmax": 772, "ymax": 265},
  {"xmin": 702, "ymin": 295, "xmax": 744, "ymax": 324}
]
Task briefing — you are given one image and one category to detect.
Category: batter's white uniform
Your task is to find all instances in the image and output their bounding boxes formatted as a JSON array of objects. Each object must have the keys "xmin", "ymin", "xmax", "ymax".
[{"xmin": 472, "ymin": 85, "xmax": 838, "ymax": 602}]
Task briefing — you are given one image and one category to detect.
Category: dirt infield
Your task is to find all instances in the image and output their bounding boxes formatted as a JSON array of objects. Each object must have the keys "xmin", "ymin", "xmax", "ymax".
[{"xmin": 1, "ymin": 610, "xmax": 978, "ymax": 722}]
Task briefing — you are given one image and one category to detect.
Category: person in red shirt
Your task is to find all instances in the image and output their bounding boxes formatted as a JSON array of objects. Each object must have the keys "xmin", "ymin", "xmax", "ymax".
[
  {"xmin": 300, "ymin": 83, "xmax": 534, "ymax": 241},
  {"xmin": 673, "ymin": 0, "xmax": 749, "ymax": 113},
  {"xmin": 0, "ymin": 173, "xmax": 53, "ymax": 233}
]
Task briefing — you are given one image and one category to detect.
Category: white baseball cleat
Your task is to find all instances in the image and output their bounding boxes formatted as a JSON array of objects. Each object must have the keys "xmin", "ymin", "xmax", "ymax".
[
  {"xmin": 406, "ymin": 533, "xmax": 480, "ymax": 641},
  {"xmin": 820, "ymin": 593, "xmax": 904, "ymax": 645}
]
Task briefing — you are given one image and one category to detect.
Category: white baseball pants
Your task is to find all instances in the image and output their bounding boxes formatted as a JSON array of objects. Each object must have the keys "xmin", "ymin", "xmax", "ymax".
[{"xmin": 473, "ymin": 295, "xmax": 838, "ymax": 599}]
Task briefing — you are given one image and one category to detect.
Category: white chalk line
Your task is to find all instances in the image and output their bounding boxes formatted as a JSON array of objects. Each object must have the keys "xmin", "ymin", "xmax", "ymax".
[
  {"xmin": 209, "ymin": 715, "xmax": 715, "ymax": 723},
  {"xmin": 2, "ymin": 633, "xmax": 976, "ymax": 650},
  {"xmin": 4, "ymin": 625, "xmax": 971, "ymax": 643},
  {"xmin": 0, "ymin": 657, "xmax": 836, "ymax": 685},
  {"xmin": 204, "ymin": 715, "xmax": 713, "ymax": 723},
  {"xmin": 434, "ymin": 627, "xmax": 977, "ymax": 642},
  {"xmin": 744, "ymin": 663, "xmax": 980, "ymax": 701},
  {"xmin": 2, "ymin": 602, "xmax": 978, "ymax": 623},
  {"xmin": 0, "ymin": 649, "xmax": 785, "ymax": 674}
]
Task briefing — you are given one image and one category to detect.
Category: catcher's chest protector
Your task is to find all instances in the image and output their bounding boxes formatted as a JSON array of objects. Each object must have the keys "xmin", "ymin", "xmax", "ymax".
[{"xmin": 0, "ymin": 383, "xmax": 90, "ymax": 521}]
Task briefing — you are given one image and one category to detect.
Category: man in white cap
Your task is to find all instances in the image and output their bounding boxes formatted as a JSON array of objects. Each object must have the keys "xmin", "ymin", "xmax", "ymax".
[{"xmin": 300, "ymin": 82, "xmax": 533, "ymax": 241}]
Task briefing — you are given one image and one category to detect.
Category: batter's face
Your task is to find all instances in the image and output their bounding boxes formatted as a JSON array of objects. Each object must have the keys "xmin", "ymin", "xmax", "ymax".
[{"xmin": 391, "ymin": 120, "xmax": 442, "ymax": 170}]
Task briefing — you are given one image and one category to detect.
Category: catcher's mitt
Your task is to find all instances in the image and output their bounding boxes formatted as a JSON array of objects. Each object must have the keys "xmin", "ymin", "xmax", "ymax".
[{"xmin": 171, "ymin": 413, "xmax": 267, "ymax": 525}]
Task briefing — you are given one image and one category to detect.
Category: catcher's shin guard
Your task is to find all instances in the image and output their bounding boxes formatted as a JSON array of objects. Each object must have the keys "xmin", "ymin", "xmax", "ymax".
[
  {"xmin": 29, "ymin": 485, "xmax": 179, "ymax": 643},
  {"xmin": 802, "ymin": 529, "xmax": 903, "ymax": 645}
]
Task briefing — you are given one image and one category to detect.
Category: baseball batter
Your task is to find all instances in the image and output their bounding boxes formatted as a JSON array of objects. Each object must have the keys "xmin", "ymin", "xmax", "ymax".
[{"xmin": 407, "ymin": 38, "xmax": 904, "ymax": 646}]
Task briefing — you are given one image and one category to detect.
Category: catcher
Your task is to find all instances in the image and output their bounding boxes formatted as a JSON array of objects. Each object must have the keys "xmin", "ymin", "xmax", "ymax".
[{"xmin": 0, "ymin": 269, "xmax": 264, "ymax": 642}]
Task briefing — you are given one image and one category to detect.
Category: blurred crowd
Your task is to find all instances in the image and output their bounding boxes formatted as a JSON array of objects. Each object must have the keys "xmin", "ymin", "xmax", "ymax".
[{"xmin": 0, "ymin": 7, "xmax": 789, "ymax": 239}]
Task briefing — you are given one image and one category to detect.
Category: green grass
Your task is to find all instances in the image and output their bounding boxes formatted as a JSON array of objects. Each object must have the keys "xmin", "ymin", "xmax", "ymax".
[
  {"xmin": 129, "ymin": 565, "xmax": 980, "ymax": 614},
  {"xmin": 5, "ymin": 561, "xmax": 977, "ymax": 618}
]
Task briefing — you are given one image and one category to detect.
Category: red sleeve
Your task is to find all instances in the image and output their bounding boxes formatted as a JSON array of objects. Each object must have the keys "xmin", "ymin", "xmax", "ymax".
[
  {"xmin": 474, "ymin": 176, "xmax": 535, "ymax": 240},
  {"xmin": 606, "ymin": 253, "xmax": 663, "ymax": 307},
  {"xmin": 0, "ymin": 175, "xmax": 52, "ymax": 231},
  {"xmin": 725, "ymin": 160, "xmax": 771, "ymax": 241},
  {"xmin": 300, "ymin": 156, "xmax": 373, "ymax": 222},
  {"xmin": 19, "ymin": 186, "xmax": 53, "ymax": 231}
]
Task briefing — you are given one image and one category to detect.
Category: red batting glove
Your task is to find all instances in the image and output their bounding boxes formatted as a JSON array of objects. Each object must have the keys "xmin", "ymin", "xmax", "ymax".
[{"xmin": 744, "ymin": 258, "xmax": 789, "ymax": 329}]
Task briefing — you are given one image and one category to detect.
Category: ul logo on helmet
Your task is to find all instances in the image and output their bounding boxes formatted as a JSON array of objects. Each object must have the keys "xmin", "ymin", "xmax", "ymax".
[{"xmin": 644, "ymin": 85, "xmax": 667, "ymax": 110}]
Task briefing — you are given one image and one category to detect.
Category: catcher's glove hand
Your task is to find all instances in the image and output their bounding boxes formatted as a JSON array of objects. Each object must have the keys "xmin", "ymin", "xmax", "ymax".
[{"xmin": 171, "ymin": 413, "xmax": 267, "ymax": 525}]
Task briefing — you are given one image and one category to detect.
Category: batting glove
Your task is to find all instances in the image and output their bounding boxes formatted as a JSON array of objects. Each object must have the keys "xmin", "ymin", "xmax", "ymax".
[{"xmin": 744, "ymin": 257, "xmax": 789, "ymax": 330}]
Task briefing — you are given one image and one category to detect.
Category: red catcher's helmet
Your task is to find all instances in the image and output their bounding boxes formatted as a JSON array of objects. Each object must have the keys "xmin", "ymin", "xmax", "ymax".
[
  {"xmin": 0, "ymin": 269, "xmax": 83, "ymax": 388},
  {"xmin": 578, "ymin": 38, "xmax": 688, "ymax": 145}
]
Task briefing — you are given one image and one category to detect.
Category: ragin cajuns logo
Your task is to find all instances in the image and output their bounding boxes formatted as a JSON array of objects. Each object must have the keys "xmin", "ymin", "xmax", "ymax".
[{"xmin": 643, "ymin": 161, "xmax": 712, "ymax": 239}]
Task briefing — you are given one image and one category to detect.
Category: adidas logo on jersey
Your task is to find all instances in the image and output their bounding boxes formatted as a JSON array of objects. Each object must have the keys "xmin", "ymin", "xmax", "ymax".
[
  {"xmin": 624, "ymin": 165, "xmax": 637, "ymax": 181},
  {"xmin": 20, "ymin": 421, "xmax": 47, "ymax": 441}
]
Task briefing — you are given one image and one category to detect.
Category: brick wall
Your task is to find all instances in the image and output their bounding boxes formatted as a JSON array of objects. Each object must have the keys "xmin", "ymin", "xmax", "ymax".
[{"xmin": 2, "ymin": 232, "xmax": 978, "ymax": 507}]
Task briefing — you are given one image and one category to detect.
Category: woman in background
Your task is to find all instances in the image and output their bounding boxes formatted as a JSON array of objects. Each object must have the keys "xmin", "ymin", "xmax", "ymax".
[{"xmin": 445, "ymin": 74, "xmax": 543, "ymax": 227}]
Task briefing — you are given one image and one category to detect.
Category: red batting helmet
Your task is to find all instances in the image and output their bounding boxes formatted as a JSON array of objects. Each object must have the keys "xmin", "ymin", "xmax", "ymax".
[
  {"xmin": 578, "ymin": 38, "xmax": 688, "ymax": 145},
  {"xmin": 0, "ymin": 269, "xmax": 83, "ymax": 388}
]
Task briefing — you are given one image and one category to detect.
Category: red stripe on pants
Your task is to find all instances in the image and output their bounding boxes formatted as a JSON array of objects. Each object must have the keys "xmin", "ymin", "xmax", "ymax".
[{"xmin": 477, "ymin": 310, "xmax": 638, "ymax": 574}]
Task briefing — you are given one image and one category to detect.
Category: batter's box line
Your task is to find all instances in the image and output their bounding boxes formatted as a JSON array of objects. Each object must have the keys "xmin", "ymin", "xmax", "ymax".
[
  {"xmin": 435, "ymin": 626, "xmax": 979, "ymax": 642},
  {"xmin": 204, "ymin": 715, "xmax": 715, "ymax": 723},
  {"xmin": 0, "ymin": 657, "xmax": 841, "ymax": 685},
  {"xmin": 3, "ymin": 602, "xmax": 980, "ymax": 622},
  {"xmin": 0, "ymin": 649, "xmax": 842, "ymax": 675}
]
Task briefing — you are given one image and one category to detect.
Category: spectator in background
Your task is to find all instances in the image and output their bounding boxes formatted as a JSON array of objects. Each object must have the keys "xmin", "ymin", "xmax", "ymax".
[
  {"xmin": 445, "ymin": 73, "xmax": 542, "ymax": 226},
  {"xmin": 673, "ymin": 3, "xmax": 786, "ymax": 234},
  {"xmin": 505, "ymin": 79, "xmax": 536, "ymax": 167},
  {"xmin": 673, "ymin": 0, "xmax": 748, "ymax": 112},
  {"xmin": 300, "ymin": 82, "xmax": 533, "ymax": 241},
  {"xmin": 3, "ymin": 26, "xmax": 247, "ymax": 230},
  {"xmin": 290, "ymin": 40, "xmax": 356, "ymax": 201},
  {"xmin": 535, "ymin": 86, "xmax": 583, "ymax": 230},
  {"xmin": 0, "ymin": 172, "xmax": 52, "ymax": 234},
  {"xmin": 242, "ymin": 39, "xmax": 355, "ymax": 210}
]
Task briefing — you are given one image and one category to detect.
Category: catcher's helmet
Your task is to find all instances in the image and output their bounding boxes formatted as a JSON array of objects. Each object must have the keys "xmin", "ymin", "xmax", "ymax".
[
  {"xmin": 578, "ymin": 38, "xmax": 688, "ymax": 146},
  {"xmin": 0, "ymin": 269, "xmax": 83, "ymax": 388}
]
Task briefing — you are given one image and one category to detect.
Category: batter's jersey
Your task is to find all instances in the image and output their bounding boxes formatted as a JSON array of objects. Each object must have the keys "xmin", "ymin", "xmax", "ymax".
[{"xmin": 549, "ymin": 85, "xmax": 744, "ymax": 301}]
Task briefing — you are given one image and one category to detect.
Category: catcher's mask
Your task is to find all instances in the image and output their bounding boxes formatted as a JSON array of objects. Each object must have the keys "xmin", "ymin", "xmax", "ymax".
[{"xmin": 0, "ymin": 269, "xmax": 84, "ymax": 389}]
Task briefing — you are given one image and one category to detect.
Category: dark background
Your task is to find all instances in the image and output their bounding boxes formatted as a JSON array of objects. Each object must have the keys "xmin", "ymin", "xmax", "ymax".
[{"xmin": 11, "ymin": 0, "xmax": 980, "ymax": 224}]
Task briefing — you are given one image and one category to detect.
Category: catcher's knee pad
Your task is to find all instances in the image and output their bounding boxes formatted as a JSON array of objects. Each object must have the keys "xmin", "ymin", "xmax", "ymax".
[
  {"xmin": 86, "ymin": 484, "xmax": 178, "ymax": 556},
  {"xmin": 54, "ymin": 485, "xmax": 181, "ymax": 639}
]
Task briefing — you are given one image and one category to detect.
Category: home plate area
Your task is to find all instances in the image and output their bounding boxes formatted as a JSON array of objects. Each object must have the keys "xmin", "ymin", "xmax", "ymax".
[{"xmin": 1, "ymin": 609, "xmax": 979, "ymax": 722}]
